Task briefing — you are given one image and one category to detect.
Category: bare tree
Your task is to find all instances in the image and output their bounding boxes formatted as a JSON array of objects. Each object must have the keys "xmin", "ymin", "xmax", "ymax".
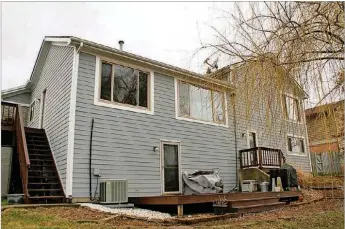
[
  {"xmin": 201, "ymin": 2, "xmax": 344, "ymax": 106},
  {"xmin": 197, "ymin": 2, "xmax": 344, "ymax": 166}
]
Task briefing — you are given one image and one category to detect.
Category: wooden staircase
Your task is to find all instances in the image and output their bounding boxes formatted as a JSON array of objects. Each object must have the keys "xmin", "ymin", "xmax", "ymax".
[
  {"xmin": 228, "ymin": 196, "xmax": 286, "ymax": 214},
  {"xmin": 1, "ymin": 102, "xmax": 65, "ymax": 203},
  {"xmin": 25, "ymin": 127, "xmax": 65, "ymax": 203}
]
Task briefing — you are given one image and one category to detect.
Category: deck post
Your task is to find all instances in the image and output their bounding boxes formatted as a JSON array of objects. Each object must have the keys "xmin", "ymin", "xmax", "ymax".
[
  {"xmin": 278, "ymin": 150, "xmax": 282, "ymax": 167},
  {"xmin": 177, "ymin": 204, "xmax": 184, "ymax": 217},
  {"xmin": 258, "ymin": 147, "xmax": 263, "ymax": 169}
]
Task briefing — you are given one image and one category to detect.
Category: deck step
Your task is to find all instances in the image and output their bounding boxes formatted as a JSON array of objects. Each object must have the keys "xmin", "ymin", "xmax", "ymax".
[
  {"xmin": 29, "ymin": 170, "xmax": 56, "ymax": 173},
  {"xmin": 28, "ymin": 176, "xmax": 58, "ymax": 179},
  {"xmin": 28, "ymin": 154, "xmax": 52, "ymax": 157},
  {"xmin": 29, "ymin": 183, "xmax": 59, "ymax": 185},
  {"xmin": 30, "ymin": 159, "xmax": 53, "ymax": 162},
  {"xmin": 29, "ymin": 196, "xmax": 65, "ymax": 199},
  {"xmin": 26, "ymin": 136, "xmax": 46, "ymax": 140},
  {"xmin": 26, "ymin": 141, "xmax": 48, "ymax": 145},
  {"xmin": 229, "ymin": 197, "xmax": 279, "ymax": 207},
  {"xmin": 30, "ymin": 164, "xmax": 55, "ymax": 167},
  {"xmin": 30, "ymin": 163, "xmax": 54, "ymax": 167},
  {"xmin": 230, "ymin": 202, "xmax": 286, "ymax": 214},
  {"xmin": 24, "ymin": 127, "xmax": 45, "ymax": 133},
  {"xmin": 27, "ymin": 144, "xmax": 49, "ymax": 147},
  {"xmin": 28, "ymin": 149, "xmax": 51, "ymax": 152},
  {"xmin": 29, "ymin": 189, "xmax": 61, "ymax": 192}
]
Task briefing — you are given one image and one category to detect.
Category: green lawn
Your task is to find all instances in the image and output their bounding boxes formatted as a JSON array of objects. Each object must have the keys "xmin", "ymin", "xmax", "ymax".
[
  {"xmin": 1, "ymin": 199, "xmax": 8, "ymax": 206},
  {"xmin": 1, "ymin": 200, "xmax": 344, "ymax": 229}
]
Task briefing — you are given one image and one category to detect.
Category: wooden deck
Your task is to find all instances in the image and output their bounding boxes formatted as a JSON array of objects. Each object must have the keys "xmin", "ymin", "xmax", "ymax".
[
  {"xmin": 128, "ymin": 191, "xmax": 301, "ymax": 216},
  {"xmin": 129, "ymin": 191, "xmax": 300, "ymax": 205}
]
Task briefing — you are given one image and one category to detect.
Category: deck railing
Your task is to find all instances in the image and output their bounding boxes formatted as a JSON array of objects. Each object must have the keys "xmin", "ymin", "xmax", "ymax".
[
  {"xmin": 2, "ymin": 101, "xmax": 30, "ymax": 203},
  {"xmin": 1, "ymin": 101, "xmax": 17, "ymax": 126},
  {"xmin": 239, "ymin": 147, "xmax": 286, "ymax": 169}
]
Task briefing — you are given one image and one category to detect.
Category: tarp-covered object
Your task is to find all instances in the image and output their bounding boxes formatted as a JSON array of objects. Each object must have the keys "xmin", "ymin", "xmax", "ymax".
[
  {"xmin": 182, "ymin": 170, "xmax": 223, "ymax": 195},
  {"xmin": 280, "ymin": 163, "xmax": 299, "ymax": 190}
]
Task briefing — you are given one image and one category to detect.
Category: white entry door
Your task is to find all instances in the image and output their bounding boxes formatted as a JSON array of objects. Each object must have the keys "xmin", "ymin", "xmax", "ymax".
[{"xmin": 161, "ymin": 141, "xmax": 181, "ymax": 194}]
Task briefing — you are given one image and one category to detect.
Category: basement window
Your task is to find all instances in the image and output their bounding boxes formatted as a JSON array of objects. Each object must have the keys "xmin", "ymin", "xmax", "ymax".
[
  {"xmin": 287, "ymin": 136, "xmax": 305, "ymax": 155},
  {"xmin": 97, "ymin": 60, "xmax": 152, "ymax": 113},
  {"xmin": 177, "ymin": 81, "xmax": 226, "ymax": 125}
]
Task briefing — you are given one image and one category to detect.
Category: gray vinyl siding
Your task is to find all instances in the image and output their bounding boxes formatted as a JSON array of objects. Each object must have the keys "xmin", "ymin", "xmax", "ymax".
[
  {"xmin": 2, "ymin": 92, "xmax": 31, "ymax": 105},
  {"xmin": 28, "ymin": 45, "xmax": 74, "ymax": 191},
  {"xmin": 234, "ymin": 80, "xmax": 311, "ymax": 172},
  {"xmin": 73, "ymin": 52, "xmax": 236, "ymax": 198},
  {"xmin": 21, "ymin": 106, "xmax": 29, "ymax": 127}
]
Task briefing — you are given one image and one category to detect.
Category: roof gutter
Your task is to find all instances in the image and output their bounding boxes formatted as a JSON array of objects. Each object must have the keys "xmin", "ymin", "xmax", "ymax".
[
  {"xmin": 70, "ymin": 37, "xmax": 235, "ymax": 91},
  {"xmin": 2, "ymin": 82, "xmax": 31, "ymax": 98},
  {"xmin": 76, "ymin": 42, "xmax": 84, "ymax": 53}
]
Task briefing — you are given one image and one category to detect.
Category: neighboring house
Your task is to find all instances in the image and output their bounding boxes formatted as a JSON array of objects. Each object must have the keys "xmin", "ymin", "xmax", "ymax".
[
  {"xmin": 1, "ymin": 36, "xmax": 312, "ymax": 202},
  {"xmin": 2, "ymin": 85, "xmax": 31, "ymax": 126},
  {"xmin": 305, "ymin": 100, "xmax": 344, "ymax": 175}
]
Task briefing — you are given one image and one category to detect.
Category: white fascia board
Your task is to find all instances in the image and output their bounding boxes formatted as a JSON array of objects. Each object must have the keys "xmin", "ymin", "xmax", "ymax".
[
  {"xmin": 65, "ymin": 45, "xmax": 80, "ymax": 197},
  {"xmin": 45, "ymin": 37, "xmax": 71, "ymax": 46}
]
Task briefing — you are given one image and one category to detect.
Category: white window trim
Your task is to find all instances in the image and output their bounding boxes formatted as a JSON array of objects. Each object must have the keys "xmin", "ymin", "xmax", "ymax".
[
  {"xmin": 174, "ymin": 78, "xmax": 229, "ymax": 127},
  {"xmin": 160, "ymin": 140, "xmax": 182, "ymax": 195},
  {"xmin": 94, "ymin": 55, "xmax": 154, "ymax": 115},
  {"xmin": 286, "ymin": 134, "xmax": 307, "ymax": 157},
  {"xmin": 281, "ymin": 92, "xmax": 303, "ymax": 124},
  {"xmin": 28, "ymin": 99, "xmax": 36, "ymax": 125},
  {"xmin": 246, "ymin": 130, "xmax": 258, "ymax": 148}
]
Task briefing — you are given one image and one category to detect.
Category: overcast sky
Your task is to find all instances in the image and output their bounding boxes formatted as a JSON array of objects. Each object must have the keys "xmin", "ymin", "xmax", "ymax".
[{"xmin": 1, "ymin": 2, "xmax": 235, "ymax": 90}]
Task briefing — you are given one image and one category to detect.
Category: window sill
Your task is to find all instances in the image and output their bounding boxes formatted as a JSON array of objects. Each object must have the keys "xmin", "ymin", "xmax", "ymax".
[
  {"xmin": 284, "ymin": 119, "xmax": 304, "ymax": 125},
  {"xmin": 94, "ymin": 100, "xmax": 154, "ymax": 115},
  {"xmin": 176, "ymin": 116, "xmax": 228, "ymax": 127},
  {"xmin": 286, "ymin": 152, "xmax": 307, "ymax": 157}
]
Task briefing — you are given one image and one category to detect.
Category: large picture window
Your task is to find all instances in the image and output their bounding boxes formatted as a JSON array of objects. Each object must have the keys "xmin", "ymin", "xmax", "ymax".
[
  {"xmin": 287, "ymin": 136, "xmax": 305, "ymax": 155},
  {"xmin": 99, "ymin": 61, "xmax": 150, "ymax": 109},
  {"xmin": 282, "ymin": 94, "xmax": 301, "ymax": 121},
  {"xmin": 178, "ymin": 81, "xmax": 226, "ymax": 124}
]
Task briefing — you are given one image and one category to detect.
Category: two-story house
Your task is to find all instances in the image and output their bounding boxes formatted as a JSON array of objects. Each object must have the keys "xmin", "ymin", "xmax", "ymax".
[{"xmin": 1, "ymin": 36, "xmax": 311, "ymax": 203}]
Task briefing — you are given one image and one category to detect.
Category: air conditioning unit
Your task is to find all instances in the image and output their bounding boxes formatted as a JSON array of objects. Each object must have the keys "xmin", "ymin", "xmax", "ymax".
[{"xmin": 100, "ymin": 179, "xmax": 128, "ymax": 203}]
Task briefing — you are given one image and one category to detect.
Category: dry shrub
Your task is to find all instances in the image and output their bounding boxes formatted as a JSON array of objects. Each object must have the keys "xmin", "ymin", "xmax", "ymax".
[
  {"xmin": 297, "ymin": 169, "xmax": 344, "ymax": 187},
  {"xmin": 296, "ymin": 169, "xmax": 313, "ymax": 186}
]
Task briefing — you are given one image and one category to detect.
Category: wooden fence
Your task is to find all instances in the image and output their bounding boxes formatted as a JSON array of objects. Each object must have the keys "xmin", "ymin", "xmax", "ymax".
[{"xmin": 310, "ymin": 151, "xmax": 344, "ymax": 176}]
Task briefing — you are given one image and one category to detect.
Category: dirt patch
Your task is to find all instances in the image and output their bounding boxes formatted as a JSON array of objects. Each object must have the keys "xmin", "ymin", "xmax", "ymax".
[
  {"xmin": 34, "ymin": 206, "xmax": 113, "ymax": 221},
  {"xmin": 105, "ymin": 215, "xmax": 162, "ymax": 227},
  {"xmin": 196, "ymin": 199, "xmax": 344, "ymax": 226},
  {"xmin": 300, "ymin": 188, "xmax": 324, "ymax": 202},
  {"xmin": 321, "ymin": 189, "xmax": 344, "ymax": 199}
]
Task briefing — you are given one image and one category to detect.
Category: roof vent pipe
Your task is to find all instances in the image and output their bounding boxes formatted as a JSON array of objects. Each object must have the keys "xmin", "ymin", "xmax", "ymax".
[{"xmin": 119, "ymin": 40, "xmax": 124, "ymax": 51}]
